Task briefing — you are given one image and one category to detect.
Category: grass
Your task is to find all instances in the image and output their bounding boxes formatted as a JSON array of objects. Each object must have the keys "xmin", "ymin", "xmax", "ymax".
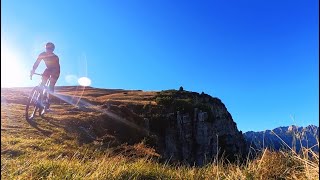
[
  {"xmin": 2, "ymin": 146, "xmax": 318, "ymax": 179},
  {"xmin": 1, "ymin": 87, "xmax": 319, "ymax": 179}
]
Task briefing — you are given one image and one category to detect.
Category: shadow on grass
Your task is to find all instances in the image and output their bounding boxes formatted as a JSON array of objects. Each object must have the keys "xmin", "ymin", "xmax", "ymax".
[
  {"xmin": 41, "ymin": 116, "xmax": 65, "ymax": 128},
  {"xmin": 26, "ymin": 118, "xmax": 52, "ymax": 137}
]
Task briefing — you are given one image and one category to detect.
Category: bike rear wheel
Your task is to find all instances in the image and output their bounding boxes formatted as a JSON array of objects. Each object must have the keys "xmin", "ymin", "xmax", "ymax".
[{"xmin": 25, "ymin": 87, "xmax": 41, "ymax": 121}]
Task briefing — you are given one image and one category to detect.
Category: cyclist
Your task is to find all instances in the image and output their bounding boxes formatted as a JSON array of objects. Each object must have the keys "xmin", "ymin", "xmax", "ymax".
[{"xmin": 30, "ymin": 42, "xmax": 60, "ymax": 111}]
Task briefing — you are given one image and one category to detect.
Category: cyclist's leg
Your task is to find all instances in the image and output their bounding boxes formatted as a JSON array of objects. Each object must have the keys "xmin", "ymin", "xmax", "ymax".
[
  {"xmin": 40, "ymin": 69, "xmax": 50, "ymax": 108},
  {"xmin": 47, "ymin": 70, "xmax": 60, "ymax": 109},
  {"xmin": 41, "ymin": 69, "xmax": 50, "ymax": 86}
]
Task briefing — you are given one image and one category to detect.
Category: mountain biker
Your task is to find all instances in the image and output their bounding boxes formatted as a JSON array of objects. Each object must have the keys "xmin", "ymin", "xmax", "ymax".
[{"xmin": 30, "ymin": 42, "xmax": 60, "ymax": 111}]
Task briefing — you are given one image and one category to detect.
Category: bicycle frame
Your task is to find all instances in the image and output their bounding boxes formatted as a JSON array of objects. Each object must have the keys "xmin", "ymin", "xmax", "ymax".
[
  {"xmin": 36, "ymin": 72, "xmax": 51, "ymax": 86},
  {"xmin": 25, "ymin": 73, "xmax": 52, "ymax": 120},
  {"xmin": 33, "ymin": 73, "xmax": 51, "ymax": 101}
]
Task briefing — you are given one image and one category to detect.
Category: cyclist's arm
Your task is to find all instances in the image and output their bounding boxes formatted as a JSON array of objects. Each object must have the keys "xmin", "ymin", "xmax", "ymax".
[{"xmin": 31, "ymin": 52, "xmax": 45, "ymax": 72}]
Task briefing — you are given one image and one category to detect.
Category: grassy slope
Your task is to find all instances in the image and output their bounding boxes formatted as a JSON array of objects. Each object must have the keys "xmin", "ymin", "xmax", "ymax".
[{"xmin": 1, "ymin": 87, "xmax": 318, "ymax": 179}]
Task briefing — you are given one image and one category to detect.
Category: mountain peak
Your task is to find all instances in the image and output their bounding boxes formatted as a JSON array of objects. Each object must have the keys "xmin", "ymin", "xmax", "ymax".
[{"xmin": 244, "ymin": 125, "xmax": 319, "ymax": 152}]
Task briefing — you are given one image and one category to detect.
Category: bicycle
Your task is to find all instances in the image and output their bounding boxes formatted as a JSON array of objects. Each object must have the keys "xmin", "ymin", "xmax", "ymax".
[{"xmin": 25, "ymin": 73, "xmax": 51, "ymax": 121}]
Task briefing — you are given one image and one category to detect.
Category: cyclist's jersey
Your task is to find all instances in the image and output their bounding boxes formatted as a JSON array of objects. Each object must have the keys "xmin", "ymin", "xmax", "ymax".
[{"xmin": 32, "ymin": 52, "xmax": 60, "ymax": 72}]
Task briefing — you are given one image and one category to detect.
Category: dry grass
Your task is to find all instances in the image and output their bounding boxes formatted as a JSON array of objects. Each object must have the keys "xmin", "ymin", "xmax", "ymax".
[
  {"xmin": 1, "ymin": 87, "xmax": 318, "ymax": 179},
  {"xmin": 2, "ymin": 147, "xmax": 317, "ymax": 179}
]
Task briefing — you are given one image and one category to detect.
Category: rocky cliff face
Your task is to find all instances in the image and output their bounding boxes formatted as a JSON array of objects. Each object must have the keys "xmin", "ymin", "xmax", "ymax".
[
  {"xmin": 244, "ymin": 125, "xmax": 319, "ymax": 152},
  {"xmin": 141, "ymin": 90, "xmax": 248, "ymax": 166}
]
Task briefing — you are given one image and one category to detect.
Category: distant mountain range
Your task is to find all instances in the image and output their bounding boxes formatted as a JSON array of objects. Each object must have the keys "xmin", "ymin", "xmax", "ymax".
[{"xmin": 244, "ymin": 125, "xmax": 319, "ymax": 152}]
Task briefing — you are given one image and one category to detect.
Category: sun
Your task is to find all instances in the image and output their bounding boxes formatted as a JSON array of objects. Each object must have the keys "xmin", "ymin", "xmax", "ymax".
[{"xmin": 1, "ymin": 43, "xmax": 27, "ymax": 87}]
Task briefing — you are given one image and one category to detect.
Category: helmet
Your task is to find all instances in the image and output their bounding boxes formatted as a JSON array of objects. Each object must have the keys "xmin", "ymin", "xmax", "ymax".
[{"xmin": 45, "ymin": 42, "xmax": 55, "ymax": 51}]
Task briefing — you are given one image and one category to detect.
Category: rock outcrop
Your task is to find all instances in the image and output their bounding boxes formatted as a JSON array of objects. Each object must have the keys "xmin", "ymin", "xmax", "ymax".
[{"xmin": 142, "ymin": 90, "xmax": 248, "ymax": 166}]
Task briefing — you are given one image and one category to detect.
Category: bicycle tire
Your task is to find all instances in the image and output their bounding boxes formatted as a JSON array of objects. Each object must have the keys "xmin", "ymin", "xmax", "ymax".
[{"xmin": 25, "ymin": 86, "xmax": 41, "ymax": 121}]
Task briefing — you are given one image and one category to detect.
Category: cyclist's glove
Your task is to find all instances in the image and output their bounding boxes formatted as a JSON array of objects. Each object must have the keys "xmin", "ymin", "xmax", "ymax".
[{"xmin": 30, "ymin": 70, "xmax": 34, "ymax": 80}]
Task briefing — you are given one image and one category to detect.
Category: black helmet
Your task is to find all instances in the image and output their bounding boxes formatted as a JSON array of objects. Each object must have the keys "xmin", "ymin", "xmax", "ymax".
[{"xmin": 45, "ymin": 42, "xmax": 55, "ymax": 51}]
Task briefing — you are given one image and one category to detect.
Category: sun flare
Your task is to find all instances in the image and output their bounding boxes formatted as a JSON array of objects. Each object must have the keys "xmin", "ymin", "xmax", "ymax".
[
  {"xmin": 1, "ymin": 43, "xmax": 27, "ymax": 87},
  {"xmin": 78, "ymin": 77, "xmax": 91, "ymax": 86}
]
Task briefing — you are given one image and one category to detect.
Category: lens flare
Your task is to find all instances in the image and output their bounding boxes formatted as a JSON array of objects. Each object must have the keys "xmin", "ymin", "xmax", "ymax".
[
  {"xmin": 65, "ymin": 74, "xmax": 78, "ymax": 85},
  {"xmin": 78, "ymin": 77, "xmax": 91, "ymax": 86}
]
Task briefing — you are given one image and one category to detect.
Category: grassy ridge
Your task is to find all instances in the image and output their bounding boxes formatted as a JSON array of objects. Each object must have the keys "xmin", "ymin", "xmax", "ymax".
[{"xmin": 1, "ymin": 90, "xmax": 319, "ymax": 179}]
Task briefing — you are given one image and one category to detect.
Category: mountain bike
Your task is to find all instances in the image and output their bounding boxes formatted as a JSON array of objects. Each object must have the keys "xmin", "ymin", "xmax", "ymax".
[{"xmin": 25, "ymin": 73, "xmax": 51, "ymax": 121}]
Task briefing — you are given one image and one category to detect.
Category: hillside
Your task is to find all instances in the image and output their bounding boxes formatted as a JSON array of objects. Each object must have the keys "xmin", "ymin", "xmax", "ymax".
[
  {"xmin": 2, "ymin": 86, "xmax": 247, "ymax": 165},
  {"xmin": 1, "ymin": 86, "xmax": 318, "ymax": 179}
]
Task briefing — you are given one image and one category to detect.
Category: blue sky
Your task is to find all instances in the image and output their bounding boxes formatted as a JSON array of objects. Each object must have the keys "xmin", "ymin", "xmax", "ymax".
[{"xmin": 1, "ymin": 0, "xmax": 319, "ymax": 132}]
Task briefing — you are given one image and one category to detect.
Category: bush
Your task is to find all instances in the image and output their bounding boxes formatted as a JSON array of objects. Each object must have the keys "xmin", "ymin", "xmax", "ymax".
[
  {"xmin": 155, "ymin": 96, "xmax": 173, "ymax": 107},
  {"xmin": 172, "ymin": 98, "xmax": 193, "ymax": 113}
]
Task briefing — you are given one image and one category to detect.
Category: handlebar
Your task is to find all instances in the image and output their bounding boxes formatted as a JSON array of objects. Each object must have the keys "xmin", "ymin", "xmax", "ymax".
[
  {"xmin": 30, "ymin": 72, "xmax": 50, "ymax": 85},
  {"xmin": 33, "ymin": 73, "xmax": 42, "ymax": 76},
  {"xmin": 30, "ymin": 72, "xmax": 43, "ymax": 80}
]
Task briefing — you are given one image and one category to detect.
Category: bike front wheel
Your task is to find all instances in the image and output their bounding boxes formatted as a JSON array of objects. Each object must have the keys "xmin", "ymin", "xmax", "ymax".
[{"xmin": 25, "ymin": 87, "xmax": 41, "ymax": 121}]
